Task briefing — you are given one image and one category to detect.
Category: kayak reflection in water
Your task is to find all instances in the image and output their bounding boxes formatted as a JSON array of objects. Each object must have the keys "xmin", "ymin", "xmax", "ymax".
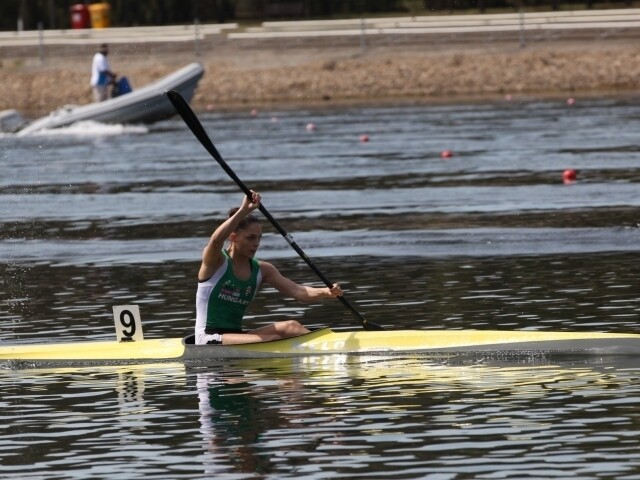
[
  {"xmin": 197, "ymin": 372, "xmax": 269, "ymax": 474},
  {"xmin": 195, "ymin": 191, "xmax": 342, "ymax": 345},
  {"xmin": 196, "ymin": 370, "xmax": 308, "ymax": 475}
]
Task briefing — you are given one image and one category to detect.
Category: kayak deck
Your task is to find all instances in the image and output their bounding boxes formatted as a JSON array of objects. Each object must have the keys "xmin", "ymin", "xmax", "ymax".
[
  {"xmin": 0, "ymin": 337, "xmax": 186, "ymax": 362},
  {"xmin": 2, "ymin": 328, "xmax": 640, "ymax": 366},
  {"xmin": 183, "ymin": 328, "xmax": 640, "ymax": 359}
]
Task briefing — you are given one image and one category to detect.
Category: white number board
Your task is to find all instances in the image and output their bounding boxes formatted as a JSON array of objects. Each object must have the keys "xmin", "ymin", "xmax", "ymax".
[{"xmin": 112, "ymin": 305, "xmax": 144, "ymax": 342}]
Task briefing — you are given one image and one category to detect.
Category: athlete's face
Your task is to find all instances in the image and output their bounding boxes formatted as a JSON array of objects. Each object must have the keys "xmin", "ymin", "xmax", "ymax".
[{"xmin": 231, "ymin": 223, "xmax": 262, "ymax": 258}]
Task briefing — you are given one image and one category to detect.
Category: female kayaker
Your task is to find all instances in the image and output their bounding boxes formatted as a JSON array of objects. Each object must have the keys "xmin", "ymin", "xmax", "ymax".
[{"xmin": 195, "ymin": 191, "xmax": 342, "ymax": 345}]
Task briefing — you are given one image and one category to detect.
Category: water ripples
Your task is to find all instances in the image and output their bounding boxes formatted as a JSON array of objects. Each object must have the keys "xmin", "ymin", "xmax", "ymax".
[{"xmin": 2, "ymin": 98, "xmax": 640, "ymax": 478}]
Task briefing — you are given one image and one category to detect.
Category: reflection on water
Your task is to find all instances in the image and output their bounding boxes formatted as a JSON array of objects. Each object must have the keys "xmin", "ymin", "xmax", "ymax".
[
  {"xmin": 0, "ymin": 363, "xmax": 187, "ymax": 477},
  {"xmin": 2, "ymin": 98, "xmax": 640, "ymax": 477},
  {"xmin": 3, "ymin": 357, "xmax": 639, "ymax": 478},
  {"xmin": 193, "ymin": 355, "xmax": 640, "ymax": 478}
]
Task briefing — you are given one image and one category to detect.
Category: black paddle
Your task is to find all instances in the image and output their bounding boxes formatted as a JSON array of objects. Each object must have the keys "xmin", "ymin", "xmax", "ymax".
[{"xmin": 166, "ymin": 90, "xmax": 385, "ymax": 331}]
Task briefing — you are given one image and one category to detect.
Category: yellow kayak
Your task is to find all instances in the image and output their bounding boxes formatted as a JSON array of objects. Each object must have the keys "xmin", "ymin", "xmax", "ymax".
[{"xmin": 2, "ymin": 328, "xmax": 640, "ymax": 365}]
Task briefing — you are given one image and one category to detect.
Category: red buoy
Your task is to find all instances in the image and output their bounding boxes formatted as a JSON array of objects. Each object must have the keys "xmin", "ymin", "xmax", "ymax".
[
  {"xmin": 563, "ymin": 169, "xmax": 577, "ymax": 184},
  {"xmin": 441, "ymin": 150, "xmax": 453, "ymax": 159},
  {"xmin": 359, "ymin": 134, "xmax": 369, "ymax": 143},
  {"xmin": 306, "ymin": 123, "xmax": 316, "ymax": 132}
]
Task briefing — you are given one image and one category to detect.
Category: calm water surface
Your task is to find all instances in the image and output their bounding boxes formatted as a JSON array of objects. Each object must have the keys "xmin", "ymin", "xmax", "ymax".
[{"xmin": 1, "ymin": 97, "xmax": 639, "ymax": 478}]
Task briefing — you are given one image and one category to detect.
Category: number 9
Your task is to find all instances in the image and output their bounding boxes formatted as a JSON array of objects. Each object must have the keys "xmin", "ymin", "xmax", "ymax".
[
  {"xmin": 112, "ymin": 305, "xmax": 143, "ymax": 342},
  {"xmin": 120, "ymin": 310, "xmax": 137, "ymax": 338}
]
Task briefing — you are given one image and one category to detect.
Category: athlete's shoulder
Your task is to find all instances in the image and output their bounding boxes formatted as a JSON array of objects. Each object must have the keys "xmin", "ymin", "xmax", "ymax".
[{"xmin": 258, "ymin": 259, "xmax": 277, "ymax": 275}]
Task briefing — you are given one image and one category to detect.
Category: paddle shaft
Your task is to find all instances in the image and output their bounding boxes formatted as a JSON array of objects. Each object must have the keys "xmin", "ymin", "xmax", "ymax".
[{"xmin": 166, "ymin": 90, "xmax": 383, "ymax": 331}]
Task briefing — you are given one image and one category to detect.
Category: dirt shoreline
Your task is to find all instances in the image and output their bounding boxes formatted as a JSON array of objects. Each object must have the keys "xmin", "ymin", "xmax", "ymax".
[{"xmin": 2, "ymin": 38, "xmax": 640, "ymax": 118}]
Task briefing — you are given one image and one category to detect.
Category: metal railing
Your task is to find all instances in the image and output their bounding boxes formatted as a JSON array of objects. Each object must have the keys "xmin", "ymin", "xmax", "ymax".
[{"xmin": 2, "ymin": 8, "xmax": 640, "ymax": 55}]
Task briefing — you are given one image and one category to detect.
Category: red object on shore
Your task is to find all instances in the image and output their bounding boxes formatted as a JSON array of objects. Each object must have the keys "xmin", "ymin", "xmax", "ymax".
[
  {"xmin": 441, "ymin": 150, "xmax": 453, "ymax": 158},
  {"xmin": 563, "ymin": 169, "xmax": 577, "ymax": 184},
  {"xmin": 70, "ymin": 4, "xmax": 91, "ymax": 29}
]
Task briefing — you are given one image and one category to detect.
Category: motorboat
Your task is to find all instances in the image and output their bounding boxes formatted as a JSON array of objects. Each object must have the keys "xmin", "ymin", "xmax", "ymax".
[{"xmin": 17, "ymin": 62, "xmax": 204, "ymax": 135}]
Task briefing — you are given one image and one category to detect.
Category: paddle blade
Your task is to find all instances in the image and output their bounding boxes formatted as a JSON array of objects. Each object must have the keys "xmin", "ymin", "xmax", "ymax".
[
  {"xmin": 166, "ymin": 91, "xmax": 218, "ymax": 158},
  {"xmin": 363, "ymin": 319, "xmax": 387, "ymax": 331},
  {"xmin": 166, "ymin": 90, "xmax": 253, "ymax": 199}
]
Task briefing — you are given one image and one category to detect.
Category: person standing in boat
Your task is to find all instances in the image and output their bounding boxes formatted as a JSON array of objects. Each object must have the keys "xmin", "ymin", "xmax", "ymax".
[
  {"xmin": 195, "ymin": 191, "xmax": 342, "ymax": 345},
  {"xmin": 90, "ymin": 43, "xmax": 115, "ymax": 102}
]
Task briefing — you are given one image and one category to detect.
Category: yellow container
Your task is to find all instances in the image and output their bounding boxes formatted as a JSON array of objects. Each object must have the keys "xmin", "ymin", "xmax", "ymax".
[{"xmin": 89, "ymin": 3, "xmax": 110, "ymax": 29}]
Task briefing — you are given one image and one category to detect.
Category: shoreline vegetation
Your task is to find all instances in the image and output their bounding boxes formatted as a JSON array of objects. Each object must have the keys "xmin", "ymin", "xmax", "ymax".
[{"xmin": 2, "ymin": 36, "xmax": 640, "ymax": 118}]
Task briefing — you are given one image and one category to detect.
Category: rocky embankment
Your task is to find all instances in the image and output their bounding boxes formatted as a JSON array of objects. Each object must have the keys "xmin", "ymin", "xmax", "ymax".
[{"xmin": 2, "ymin": 38, "xmax": 640, "ymax": 117}]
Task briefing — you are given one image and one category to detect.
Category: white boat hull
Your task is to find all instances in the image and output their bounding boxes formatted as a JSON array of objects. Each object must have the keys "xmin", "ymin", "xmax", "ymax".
[{"xmin": 18, "ymin": 62, "xmax": 204, "ymax": 134}]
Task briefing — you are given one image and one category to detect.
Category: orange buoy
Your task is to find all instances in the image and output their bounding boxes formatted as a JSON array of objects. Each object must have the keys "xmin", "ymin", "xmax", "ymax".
[{"xmin": 441, "ymin": 150, "xmax": 453, "ymax": 159}]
